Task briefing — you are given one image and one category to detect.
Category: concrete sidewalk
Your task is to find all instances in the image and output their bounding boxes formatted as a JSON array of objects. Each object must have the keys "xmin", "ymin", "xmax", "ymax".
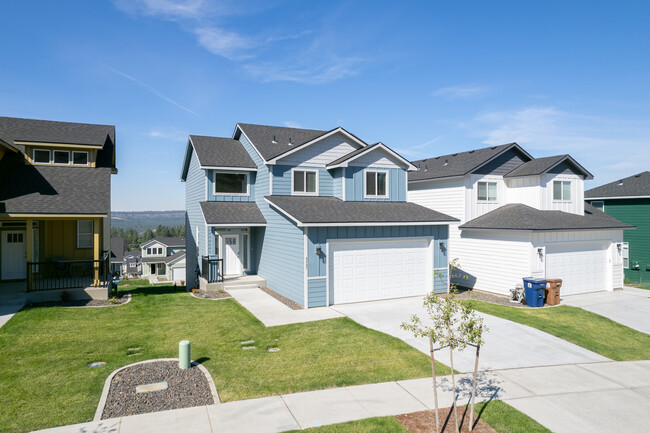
[
  {"xmin": 226, "ymin": 288, "xmax": 344, "ymax": 327},
  {"xmin": 0, "ymin": 293, "xmax": 26, "ymax": 329},
  {"xmin": 34, "ymin": 361, "xmax": 650, "ymax": 433},
  {"xmin": 562, "ymin": 287, "xmax": 650, "ymax": 334}
]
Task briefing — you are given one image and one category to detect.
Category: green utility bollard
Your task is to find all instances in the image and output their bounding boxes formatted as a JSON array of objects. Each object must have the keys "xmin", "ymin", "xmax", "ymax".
[{"xmin": 179, "ymin": 340, "xmax": 191, "ymax": 370}]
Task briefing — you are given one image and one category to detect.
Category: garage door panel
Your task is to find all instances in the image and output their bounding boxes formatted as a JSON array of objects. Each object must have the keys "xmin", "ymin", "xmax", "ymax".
[
  {"xmin": 330, "ymin": 239, "xmax": 431, "ymax": 304},
  {"xmin": 546, "ymin": 243, "xmax": 608, "ymax": 295}
]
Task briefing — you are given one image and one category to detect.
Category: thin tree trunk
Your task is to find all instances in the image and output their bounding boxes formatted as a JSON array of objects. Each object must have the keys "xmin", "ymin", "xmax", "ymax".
[
  {"xmin": 469, "ymin": 326, "xmax": 482, "ymax": 432},
  {"xmin": 429, "ymin": 335, "xmax": 440, "ymax": 433},
  {"xmin": 448, "ymin": 326, "xmax": 459, "ymax": 433}
]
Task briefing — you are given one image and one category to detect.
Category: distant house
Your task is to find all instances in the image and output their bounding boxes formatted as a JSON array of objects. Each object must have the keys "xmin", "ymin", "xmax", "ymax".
[
  {"xmin": 0, "ymin": 116, "xmax": 116, "ymax": 298},
  {"xmin": 585, "ymin": 171, "xmax": 650, "ymax": 285},
  {"xmin": 408, "ymin": 144, "xmax": 634, "ymax": 296},
  {"xmin": 110, "ymin": 237, "xmax": 124, "ymax": 276},
  {"xmin": 140, "ymin": 237, "xmax": 186, "ymax": 282},
  {"xmin": 123, "ymin": 251, "xmax": 142, "ymax": 277},
  {"xmin": 181, "ymin": 123, "xmax": 455, "ymax": 307}
]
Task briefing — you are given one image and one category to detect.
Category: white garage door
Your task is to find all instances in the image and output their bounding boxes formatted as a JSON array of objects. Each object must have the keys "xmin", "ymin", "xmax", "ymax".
[
  {"xmin": 546, "ymin": 243, "xmax": 609, "ymax": 295},
  {"xmin": 172, "ymin": 267, "xmax": 186, "ymax": 282},
  {"xmin": 329, "ymin": 239, "xmax": 432, "ymax": 305}
]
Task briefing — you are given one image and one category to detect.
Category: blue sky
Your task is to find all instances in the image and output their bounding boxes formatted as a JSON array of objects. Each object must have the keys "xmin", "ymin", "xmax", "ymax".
[{"xmin": 1, "ymin": 0, "xmax": 649, "ymax": 211}]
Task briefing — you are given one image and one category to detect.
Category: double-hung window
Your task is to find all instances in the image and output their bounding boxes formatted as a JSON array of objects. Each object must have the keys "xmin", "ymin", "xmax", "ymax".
[
  {"xmin": 77, "ymin": 220, "xmax": 93, "ymax": 249},
  {"xmin": 365, "ymin": 170, "xmax": 388, "ymax": 198},
  {"xmin": 292, "ymin": 169, "xmax": 318, "ymax": 195},
  {"xmin": 214, "ymin": 172, "xmax": 248, "ymax": 195},
  {"xmin": 553, "ymin": 181, "xmax": 572, "ymax": 201},
  {"xmin": 477, "ymin": 182, "xmax": 497, "ymax": 201},
  {"xmin": 622, "ymin": 242, "xmax": 629, "ymax": 269}
]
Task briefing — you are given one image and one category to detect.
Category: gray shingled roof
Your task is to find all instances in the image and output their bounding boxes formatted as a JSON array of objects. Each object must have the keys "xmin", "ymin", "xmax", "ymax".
[
  {"xmin": 459, "ymin": 203, "xmax": 634, "ymax": 231},
  {"xmin": 200, "ymin": 201, "xmax": 266, "ymax": 225},
  {"xmin": 236, "ymin": 123, "xmax": 332, "ymax": 161},
  {"xmin": 0, "ymin": 151, "xmax": 111, "ymax": 214},
  {"xmin": 504, "ymin": 154, "xmax": 593, "ymax": 179},
  {"xmin": 585, "ymin": 171, "xmax": 650, "ymax": 199},
  {"xmin": 142, "ymin": 237, "xmax": 186, "ymax": 248},
  {"xmin": 410, "ymin": 143, "xmax": 529, "ymax": 181},
  {"xmin": 265, "ymin": 195, "xmax": 458, "ymax": 225},
  {"xmin": 164, "ymin": 250, "xmax": 186, "ymax": 265},
  {"xmin": 327, "ymin": 143, "xmax": 379, "ymax": 167},
  {"xmin": 0, "ymin": 116, "xmax": 114, "ymax": 151},
  {"xmin": 190, "ymin": 135, "xmax": 256, "ymax": 169},
  {"xmin": 110, "ymin": 238, "xmax": 124, "ymax": 263}
]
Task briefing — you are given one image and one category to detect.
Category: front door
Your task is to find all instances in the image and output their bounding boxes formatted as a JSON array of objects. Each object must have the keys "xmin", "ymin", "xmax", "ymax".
[
  {"xmin": 1, "ymin": 231, "xmax": 26, "ymax": 280},
  {"xmin": 224, "ymin": 235, "xmax": 242, "ymax": 276}
]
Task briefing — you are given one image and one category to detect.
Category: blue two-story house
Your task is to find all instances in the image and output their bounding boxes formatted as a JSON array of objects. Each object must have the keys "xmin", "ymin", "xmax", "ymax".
[{"xmin": 181, "ymin": 123, "xmax": 457, "ymax": 308}]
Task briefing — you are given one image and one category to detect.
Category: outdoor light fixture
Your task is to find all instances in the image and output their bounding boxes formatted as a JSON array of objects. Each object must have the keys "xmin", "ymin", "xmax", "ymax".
[
  {"xmin": 537, "ymin": 248, "xmax": 544, "ymax": 255},
  {"xmin": 315, "ymin": 246, "xmax": 322, "ymax": 255},
  {"xmin": 617, "ymin": 243, "xmax": 623, "ymax": 250},
  {"xmin": 439, "ymin": 241, "xmax": 446, "ymax": 251}
]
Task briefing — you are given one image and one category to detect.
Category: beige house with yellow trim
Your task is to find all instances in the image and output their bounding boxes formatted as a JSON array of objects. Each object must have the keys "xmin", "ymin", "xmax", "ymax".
[{"xmin": 0, "ymin": 116, "xmax": 116, "ymax": 298}]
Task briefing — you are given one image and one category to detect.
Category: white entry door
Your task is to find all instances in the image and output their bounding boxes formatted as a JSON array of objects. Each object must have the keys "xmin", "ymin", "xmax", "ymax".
[
  {"xmin": 329, "ymin": 238, "xmax": 432, "ymax": 305},
  {"xmin": 224, "ymin": 235, "xmax": 242, "ymax": 276},
  {"xmin": 546, "ymin": 242, "xmax": 609, "ymax": 295},
  {"xmin": 1, "ymin": 231, "xmax": 26, "ymax": 280}
]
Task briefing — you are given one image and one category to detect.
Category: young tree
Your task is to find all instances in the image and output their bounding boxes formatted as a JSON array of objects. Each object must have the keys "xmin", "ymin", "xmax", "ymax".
[{"xmin": 401, "ymin": 278, "xmax": 486, "ymax": 433}]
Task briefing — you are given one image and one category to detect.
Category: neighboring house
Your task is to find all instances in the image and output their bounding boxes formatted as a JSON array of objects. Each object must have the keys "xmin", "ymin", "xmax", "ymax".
[
  {"xmin": 110, "ymin": 237, "xmax": 124, "ymax": 276},
  {"xmin": 122, "ymin": 251, "xmax": 142, "ymax": 277},
  {"xmin": 181, "ymin": 123, "xmax": 456, "ymax": 308},
  {"xmin": 585, "ymin": 171, "xmax": 650, "ymax": 285},
  {"xmin": 0, "ymin": 116, "xmax": 116, "ymax": 295},
  {"xmin": 140, "ymin": 237, "xmax": 186, "ymax": 282},
  {"xmin": 408, "ymin": 143, "xmax": 634, "ymax": 296}
]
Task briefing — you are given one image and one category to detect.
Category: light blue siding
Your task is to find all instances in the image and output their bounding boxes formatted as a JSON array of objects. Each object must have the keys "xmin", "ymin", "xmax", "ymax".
[
  {"xmin": 332, "ymin": 168, "xmax": 343, "ymax": 199},
  {"xmin": 434, "ymin": 268, "xmax": 448, "ymax": 294},
  {"xmin": 184, "ymin": 148, "xmax": 207, "ymax": 289},
  {"xmin": 308, "ymin": 278, "xmax": 327, "ymax": 307},
  {"xmin": 238, "ymin": 132, "xmax": 305, "ymax": 305},
  {"xmin": 207, "ymin": 170, "xmax": 256, "ymax": 202},
  {"xmin": 272, "ymin": 165, "xmax": 334, "ymax": 197},
  {"xmin": 345, "ymin": 167, "xmax": 407, "ymax": 201}
]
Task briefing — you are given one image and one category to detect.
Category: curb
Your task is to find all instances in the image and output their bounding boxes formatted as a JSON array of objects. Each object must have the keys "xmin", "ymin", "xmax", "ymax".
[{"xmin": 93, "ymin": 357, "xmax": 220, "ymax": 422}]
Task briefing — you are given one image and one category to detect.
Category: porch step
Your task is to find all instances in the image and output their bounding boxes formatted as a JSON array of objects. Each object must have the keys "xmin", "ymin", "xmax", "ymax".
[{"xmin": 224, "ymin": 283, "xmax": 260, "ymax": 291}]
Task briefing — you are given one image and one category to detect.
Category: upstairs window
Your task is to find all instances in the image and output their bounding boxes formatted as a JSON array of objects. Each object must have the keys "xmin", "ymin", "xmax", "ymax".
[
  {"xmin": 591, "ymin": 201, "xmax": 604, "ymax": 211},
  {"xmin": 553, "ymin": 181, "xmax": 572, "ymax": 201},
  {"xmin": 33, "ymin": 149, "xmax": 50, "ymax": 164},
  {"xmin": 214, "ymin": 172, "xmax": 248, "ymax": 195},
  {"xmin": 72, "ymin": 151, "xmax": 89, "ymax": 165},
  {"xmin": 293, "ymin": 169, "xmax": 318, "ymax": 195},
  {"xmin": 477, "ymin": 181, "xmax": 497, "ymax": 201},
  {"xmin": 77, "ymin": 220, "xmax": 93, "ymax": 249},
  {"xmin": 365, "ymin": 170, "xmax": 388, "ymax": 198},
  {"xmin": 53, "ymin": 150, "xmax": 70, "ymax": 165}
]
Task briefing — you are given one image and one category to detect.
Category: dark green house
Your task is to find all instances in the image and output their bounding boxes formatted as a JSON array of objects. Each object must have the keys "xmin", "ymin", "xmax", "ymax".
[{"xmin": 585, "ymin": 171, "xmax": 649, "ymax": 285}]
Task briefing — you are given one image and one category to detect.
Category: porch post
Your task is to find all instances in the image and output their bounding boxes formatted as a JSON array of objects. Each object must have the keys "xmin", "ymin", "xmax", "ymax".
[
  {"xmin": 25, "ymin": 219, "xmax": 33, "ymax": 291},
  {"xmin": 93, "ymin": 217, "xmax": 101, "ymax": 286}
]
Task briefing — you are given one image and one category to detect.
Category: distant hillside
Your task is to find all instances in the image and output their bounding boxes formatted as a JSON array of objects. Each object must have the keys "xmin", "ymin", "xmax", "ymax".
[{"xmin": 112, "ymin": 211, "xmax": 184, "ymax": 234}]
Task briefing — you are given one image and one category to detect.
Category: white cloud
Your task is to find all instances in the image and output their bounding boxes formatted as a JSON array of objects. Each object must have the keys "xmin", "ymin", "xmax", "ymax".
[
  {"xmin": 146, "ymin": 128, "xmax": 188, "ymax": 142},
  {"xmin": 244, "ymin": 56, "xmax": 364, "ymax": 84},
  {"xmin": 113, "ymin": 0, "xmax": 207, "ymax": 19},
  {"xmin": 283, "ymin": 121, "xmax": 302, "ymax": 128},
  {"xmin": 433, "ymin": 85, "xmax": 488, "ymax": 99},
  {"xmin": 195, "ymin": 27, "xmax": 255, "ymax": 61}
]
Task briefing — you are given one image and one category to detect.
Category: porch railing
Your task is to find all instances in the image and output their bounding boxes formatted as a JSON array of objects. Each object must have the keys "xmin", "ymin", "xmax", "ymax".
[
  {"xmin": 201, "ymin": 256, "xmax": 223, "ymax": 283},
  {"xmin": 27, "ymin": 251, "xmax": 111, "ymax": 292}
]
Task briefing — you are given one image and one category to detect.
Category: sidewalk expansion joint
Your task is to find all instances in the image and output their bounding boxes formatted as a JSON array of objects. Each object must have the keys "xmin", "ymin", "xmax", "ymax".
[{"xmin": 280, "ymin": 394, "xmax": 303, "ymax": 430}]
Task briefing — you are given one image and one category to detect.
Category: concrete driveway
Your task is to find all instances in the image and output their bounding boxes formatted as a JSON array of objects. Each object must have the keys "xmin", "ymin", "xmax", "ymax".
[
  {"xmin": 331, "ymin": 296, "xmax": 608, "ymax": 373},
  {"xmin": 562, "ymin": 287, "xmax": 650, "ymax": 334}
]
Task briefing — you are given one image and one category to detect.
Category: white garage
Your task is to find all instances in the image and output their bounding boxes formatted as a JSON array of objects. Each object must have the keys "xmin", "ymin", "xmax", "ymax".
[
  {"xmin": 546, "ymin": 242, "xmax": 609, "ymax": 295},
  {"xmin": 329, "ymin": 238, "xmax": 433, "ymax": 304}
]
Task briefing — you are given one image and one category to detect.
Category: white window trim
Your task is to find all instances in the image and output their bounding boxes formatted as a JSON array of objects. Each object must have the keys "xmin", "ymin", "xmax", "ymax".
[
  {"xmin": 622, "ymin": 242, "xmax": 629, "ymax": 269},
  {"xmin": 291, "ymin": 168, "xmax": 319, "ymax": 196},
  {"xmin": 476, "ymin": 181, "xmax": 498, "ymax": 202},
  {"xmin": 591, "ymin": 200, "xmax": 604, "ymax": 211},
  {"xmin": 364, "ymin": 169, "xmax": 389, "ymax": 198},
  {"xmin": 53, "ymin": 150, "xmax": 71, "ymax": 165},
  {"xmin": 33, "ymin": 149, "xmax": 51, "ymax": 165},
  {"xmin": 213, "ymin": 170, "xmax": 250, "ymax": 196},
  {"xmin": 76, "ymin": 220, "xmax": 93, "ymax": 249},
  {"xmin": 552, "ymin": 180, "xmax": 572, "ymax": 202},
  {"xmin": 72, "ymin": 151, "xmax": 89, "ymax": 166}
]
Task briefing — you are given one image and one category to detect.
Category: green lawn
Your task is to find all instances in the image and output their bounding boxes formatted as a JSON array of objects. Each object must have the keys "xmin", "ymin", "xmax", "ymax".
[
  {"xmin": 466, "ymin": 301, "xmax": 650, "ymax": 361},
  {"xmin": 0, "ymin": 283, "xmax": 448, "ymax": 433},
  {"xmin": 287, "ymin": 400, "xmax": 550, "ymax": 433}
]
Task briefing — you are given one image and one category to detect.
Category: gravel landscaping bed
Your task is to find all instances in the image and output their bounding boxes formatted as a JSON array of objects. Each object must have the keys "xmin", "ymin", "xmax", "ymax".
[
  {"xmin": 261, "ymin": 286, "xmax": 303, "ymax": 310},
  {"xmin": 25, "ymin": 294, "xmax": 130, "ymax": 309},
  {"xmin": 191, "ymin": 289, "xmax": 231, "ymax": 300},
  {"xmin": 101, "ymin": 360, "xmax": 214, "ymax": 419}
]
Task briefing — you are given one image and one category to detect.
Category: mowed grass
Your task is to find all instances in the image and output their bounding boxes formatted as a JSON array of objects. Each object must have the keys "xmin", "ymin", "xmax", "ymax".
[
  {"xmin": 286, "ymin": 400, "xmax": 550, "ymax": 432},
  {"xmin": 0, "ymin": 283, "xmax": 448, "ymax": 433},
  {"xmin": 466, "ymin": 301, "xmax": 650, "ymax": 361}
]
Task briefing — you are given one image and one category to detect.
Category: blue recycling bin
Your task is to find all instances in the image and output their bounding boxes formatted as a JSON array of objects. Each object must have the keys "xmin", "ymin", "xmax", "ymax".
[{"xmin": 523, "ymin": 278, "xmax": 546, "ymax": 307}]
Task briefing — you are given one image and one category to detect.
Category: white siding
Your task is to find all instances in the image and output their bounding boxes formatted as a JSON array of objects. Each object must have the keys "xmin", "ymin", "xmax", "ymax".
[
  {"xmin": 408, "ymin": 178, "xmax": 465, "ymax": 221},
  {"xmin": 540, "ymin": 174, "xmax": 584, "ymax": 215},
  {"xmin": 505, "ymin": 176, "xmax": 542, "ymax": 208},
  {"xmin": 466, "ymin": 175, "xmax": 507, "ymax": 220},
  {"xmin": 349, "ymin": 148, "xmax": 403, "ymax": 169},
  {"xmin": 276, "ymin": 132, "xmax": 360, "ymax": 167}
]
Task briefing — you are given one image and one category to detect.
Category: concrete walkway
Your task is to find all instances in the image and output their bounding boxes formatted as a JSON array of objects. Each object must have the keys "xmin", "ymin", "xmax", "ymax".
[
  {"xmin": 0, "ymin": 292, "xmax": 26, "ymax": 329},
  {"xmin": 34, "ymin": 361, "xmax": 650, "ymax": 433},
  {"xmin": 562, "ymin": 287, "xmax": 650, "ymax": 334},
  {"xmin": 226, "ymin": 288, "xmax": 343, "ymax": 327},
  {"xmin": 332, "ymin": 296, "xmax": 608, "ymax": 373}
]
